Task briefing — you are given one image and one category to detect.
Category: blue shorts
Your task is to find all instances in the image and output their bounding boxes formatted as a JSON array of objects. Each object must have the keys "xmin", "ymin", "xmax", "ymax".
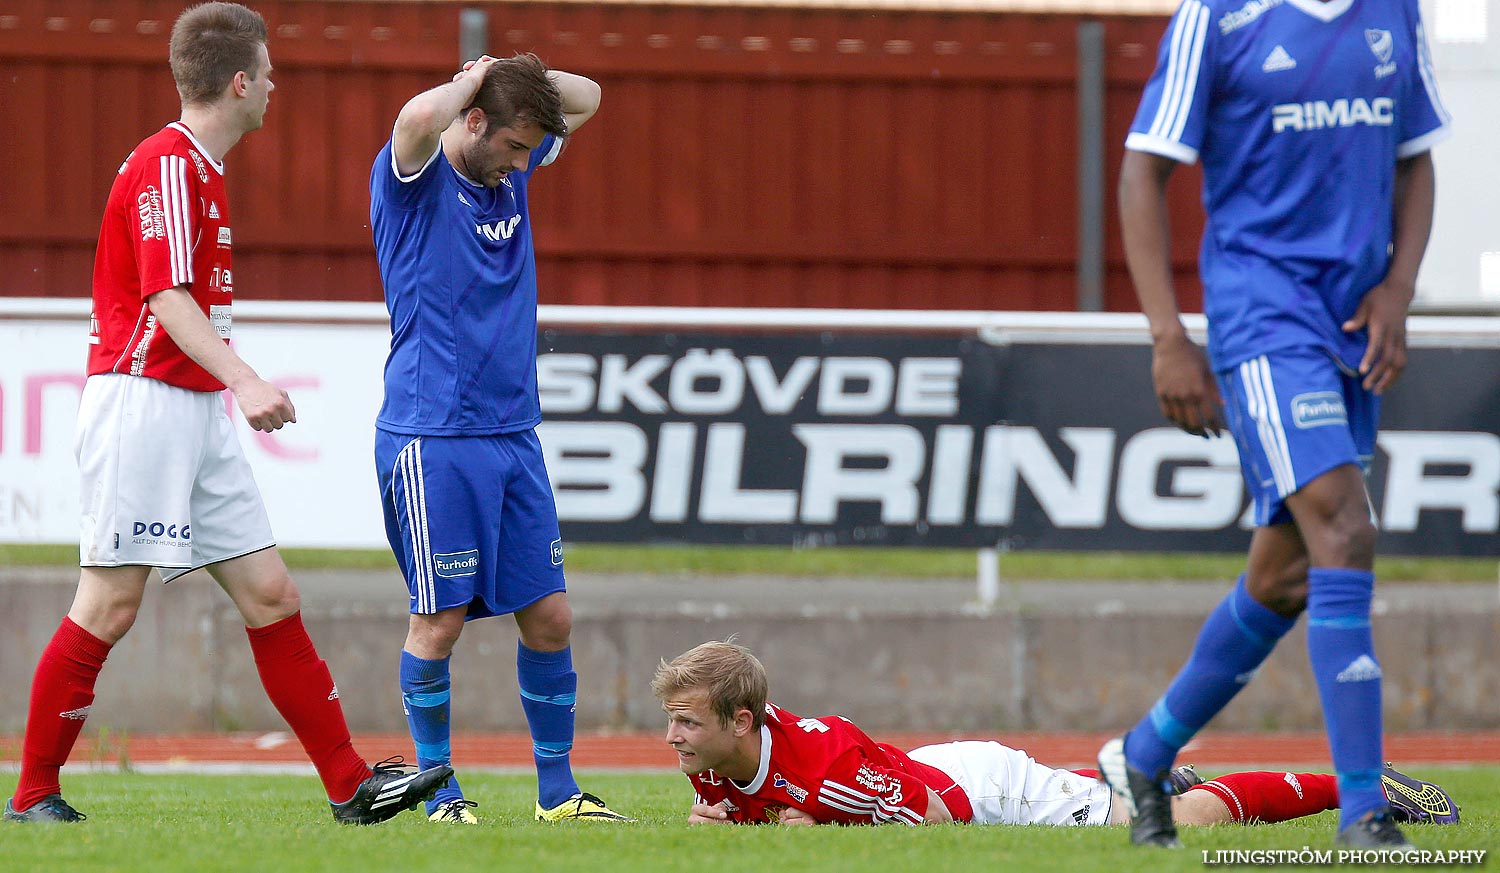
[
  {"xmin": 376, "ymin": 428, "xmax": 565, "ymax": 619},
  {"xmin": 1217, "ymin": 348, "xmax": 1379, "ymax": 527}
]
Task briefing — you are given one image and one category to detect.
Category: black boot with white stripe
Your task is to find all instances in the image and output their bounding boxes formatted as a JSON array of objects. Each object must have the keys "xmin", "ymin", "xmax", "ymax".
[{"xmin": 331, "ymin": 757, "xmax": 454, "ymax": 825}]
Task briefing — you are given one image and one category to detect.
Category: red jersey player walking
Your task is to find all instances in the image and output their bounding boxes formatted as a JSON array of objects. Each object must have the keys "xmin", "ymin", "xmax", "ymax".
[
  {"xmin": 3, "ymin": 2, "xmax": 449, "ymax": 826},
  {"xmin": 652, "ymin": 642, "xmax": 1458, "ymax": 829}
]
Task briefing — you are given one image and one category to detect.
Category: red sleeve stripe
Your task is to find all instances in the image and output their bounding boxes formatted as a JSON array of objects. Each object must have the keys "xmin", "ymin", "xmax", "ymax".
[{"xmin": 159, "ymin": 154, "xmax": 194, "ymax": 288}]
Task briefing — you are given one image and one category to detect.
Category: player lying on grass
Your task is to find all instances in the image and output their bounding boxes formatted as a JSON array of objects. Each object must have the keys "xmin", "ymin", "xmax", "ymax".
[{"xmin": 653, "ymin": 641, "xmax": 1458, "ymax": 828}]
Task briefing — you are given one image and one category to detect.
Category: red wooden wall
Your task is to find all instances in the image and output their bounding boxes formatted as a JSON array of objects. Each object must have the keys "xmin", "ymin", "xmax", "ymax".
[{"xmin": 0, "ymin": 1, "xmax": 1205, "ymax": 311}]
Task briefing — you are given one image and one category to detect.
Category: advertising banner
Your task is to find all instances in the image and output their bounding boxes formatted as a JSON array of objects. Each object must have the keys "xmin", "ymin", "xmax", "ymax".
[
  {"xmin": 1, "ymin": 311, "xmax": 1495, "ymax": 554},
  {"xmin": 539, "ymin": 332, "xmax": 1500, "ymax": 555}
]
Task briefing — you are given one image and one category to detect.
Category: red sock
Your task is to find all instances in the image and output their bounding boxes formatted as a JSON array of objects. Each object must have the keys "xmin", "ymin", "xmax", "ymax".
[
  {"xmin": 13, "ymin": 618, "xmax": 113, "ymax": 810},
  {"xmin": 1191, "ymin": 771, "xmax": 1339, "ymax": 823},
  {"xmin": 245, "ymin": 613, "xmax": 370, "ymax": 803}
]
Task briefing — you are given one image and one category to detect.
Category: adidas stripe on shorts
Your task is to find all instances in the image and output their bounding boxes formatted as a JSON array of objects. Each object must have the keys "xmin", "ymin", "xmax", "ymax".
[
  {"xmin": 1216, "ymin": 346, "xmax": 1378, "ymax": 527},
  {"xmin": 376, "ymin": 427, "xmax": 566, "ymax": 619}
]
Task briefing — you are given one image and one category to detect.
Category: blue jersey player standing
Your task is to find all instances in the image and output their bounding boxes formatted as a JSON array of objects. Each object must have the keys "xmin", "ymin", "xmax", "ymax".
[
  {"xmin": 369, "ymin": 53, "xmax": 627, "ymax": 825},
  {"xmin": 1097, "ymin": 0, "xmax": 1449, "ymax": 852}
]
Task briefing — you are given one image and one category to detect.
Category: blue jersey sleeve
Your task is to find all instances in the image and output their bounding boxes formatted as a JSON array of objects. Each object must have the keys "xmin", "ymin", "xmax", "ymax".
[
  {"xmin": 528, "ymin": 134, "xmax": 564, "ymax": 173},
  {"xmin": 370, "ymin": 136, "xmax": 445, "ymax": 211},
  {"xmin": 1125, "ymin": 0, "xmax": 1217, "ymax": 164},
  {"xmin": 1396, "ymin": 0, "xmax": 1452, "ymax": 158}
]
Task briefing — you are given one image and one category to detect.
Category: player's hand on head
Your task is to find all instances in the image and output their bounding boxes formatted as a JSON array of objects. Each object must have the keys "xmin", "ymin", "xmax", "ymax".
[
  {"xmin": 1344, "ymin": 280, "xmax": 1412, "ymax": 395},
  {"xmin": 687, "ymin": 801, "xmax": 733, "ymax": 824},
  {"xmin": 1150, "ymin": 332, "xmax": 1224, "ymax": 438},
  {"xmin": 455, "ymin": 54, "xmax": 498, "ymax": 82},
  {"xmin": 234, "ymin": 378, "xmax": 297, "ymax": 432}
]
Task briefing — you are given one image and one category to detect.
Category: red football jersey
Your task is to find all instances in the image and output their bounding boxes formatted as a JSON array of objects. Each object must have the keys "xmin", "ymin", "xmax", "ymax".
[
  {"xmin": 689, "ymin": 703, "xmax": 974, "ymax": 825},
  {"xmin": 87, "ymin": 122, "xmax": 234, "ymax": 392}
]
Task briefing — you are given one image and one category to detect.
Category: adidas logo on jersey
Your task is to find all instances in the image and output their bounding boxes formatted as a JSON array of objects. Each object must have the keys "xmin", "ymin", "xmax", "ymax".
[
  {"xmin": 1336, "ymin": 654, "xmax": 1382, "ymax": 683},
  {"xmin": 208, "ymin": 202, "xmax": 220, "ymax": 219},
  {"xmin": 1262, "ymin": 45, "xmax": 1297, "ymax": 72}
]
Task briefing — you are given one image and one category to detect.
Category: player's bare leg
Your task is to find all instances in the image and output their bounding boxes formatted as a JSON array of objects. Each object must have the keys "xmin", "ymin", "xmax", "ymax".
[
  {"xmin": 69, "ymin": 566, "xmax": 153, "ymax": 643},
  {"xmin": 1170, "ymin": 790, "xmax": 1234, "ymax": 826},
  {"xmin": 1242, "ymin": 522, "xmax": 1309, "ymax": 618},
  {"xmin": 406, "ymin": 608, "xmax": 466, "ymax": 659},
  {"xmin": 1106, "ymin": 779, "xmax": 1246, "ymax": 828}
]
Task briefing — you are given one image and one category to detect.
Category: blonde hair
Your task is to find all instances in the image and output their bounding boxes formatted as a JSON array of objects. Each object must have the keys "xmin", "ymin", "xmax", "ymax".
[{"xmin": 651, "ymin": 640, "xmax": 768, "ymax": 731}]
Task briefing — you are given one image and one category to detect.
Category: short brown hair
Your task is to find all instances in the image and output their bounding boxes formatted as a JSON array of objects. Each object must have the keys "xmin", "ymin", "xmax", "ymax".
[
  {"xmin": 170, "ymin": 3, "xmax": 269, "ymax": 107},
  {"xmin": 651, "ymin": 640, "xmax": 769, "ymax": 731},
  {"xmin": 469, "ymin": 53, "xmax": 567, "ymax": 139}
]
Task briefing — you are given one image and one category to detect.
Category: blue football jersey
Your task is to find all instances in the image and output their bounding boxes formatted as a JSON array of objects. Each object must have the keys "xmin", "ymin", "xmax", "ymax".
[
  {"xmin": 370, "ymin": 134, "xmax": 562, "ymax": 435},
  {"xmin": 1127, "ymin": 0, "xmax": 1450, "ymax": 372}
]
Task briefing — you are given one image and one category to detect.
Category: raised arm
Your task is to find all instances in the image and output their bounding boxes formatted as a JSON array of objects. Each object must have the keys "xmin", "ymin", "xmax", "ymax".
[
  {"xmin": 548, "ymin": 69, "xmax": 601, "ymax": 135},
  {"xmin": 1119, "ymin": 148, "xmax": 1224, "ymax": 438},
  {"xmin": 391, "ymin": 55, "xmax": 501, "ymax": 176}
]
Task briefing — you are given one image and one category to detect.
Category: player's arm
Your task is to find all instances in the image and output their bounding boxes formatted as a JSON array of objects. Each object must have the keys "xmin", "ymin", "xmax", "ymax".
[
  {"xmin": 1119, "ymin": 148, "xmax": 1224, "ymax": 437},
  {"xmin": 1343, "ymin": 151, "xmax": 1435, "ymax": 394},
  {"xmin": 548, "ymin": 70, "xmax": 601, "ymax": 135},
  {"xmin": 687, "ymin": 799, "xmax": 734, "ymax": 824},
  {"xmin": 391, "ymin": 55, "xmax": 501, "ymax": 176},
  {"xmin": 147, "ymin": 287, "xmax": 295, "ymax": 432},
  {"xmin": 780, "ymin": 784, "xmax": 947, "ymax": 826},
  {"xmin": 815, "ymin": 748, "xmax": 933, "ymax": 826},
  {"xmin": 921, "ymin": 786, "xmax": 953, "ymax": 824}
]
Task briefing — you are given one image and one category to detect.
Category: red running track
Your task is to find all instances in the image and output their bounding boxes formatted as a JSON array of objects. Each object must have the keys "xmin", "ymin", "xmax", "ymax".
[{"xmin": 21, "ymin": 731, "xmax": 1499, "ymax": 771}]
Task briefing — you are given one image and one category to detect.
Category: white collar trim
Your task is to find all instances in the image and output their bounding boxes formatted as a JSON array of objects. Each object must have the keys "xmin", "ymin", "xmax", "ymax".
[
  {"xmin": 1286, "ymin": 0, "xmax": 1353, "ymax": 22},
  {"xmin": 167, "ymin": 122, "xmax": 224, "ymax": 174},
  {"xmin": 732, "ymin": 725, "xmax": 773, "ymax": 794}
]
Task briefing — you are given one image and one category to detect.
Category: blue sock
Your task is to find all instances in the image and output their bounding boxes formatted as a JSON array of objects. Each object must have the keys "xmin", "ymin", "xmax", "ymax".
[
  {"xmin": 400, "ymin": 650, "xmax": 462, "ymax": 813},
  {"xmin": 517, "ymin": 642, "xmax": 581, "ymax": 809},
  {"xmin": 1125, "ymin": 576, "xmax": 1296, "ymax": 779},
  {"xmin": 1306, "ymin": 567, "xmax": 1384, "ymax": 829}
]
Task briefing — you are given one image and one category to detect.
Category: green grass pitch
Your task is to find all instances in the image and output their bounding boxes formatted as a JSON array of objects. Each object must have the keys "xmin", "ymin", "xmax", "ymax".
[{"xmin": 0, "ymin": 768, "xmax": 1493, "ymax": 872}]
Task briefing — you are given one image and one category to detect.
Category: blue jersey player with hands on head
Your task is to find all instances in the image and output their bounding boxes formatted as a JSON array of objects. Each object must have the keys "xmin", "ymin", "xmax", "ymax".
[
  {"xmin": 1098, "ymin": 0, "xmax": 1449, "ymax": 852},
  {"xmin": 369, "ymin": 52, "xmax": 628, "ymax": 825}
]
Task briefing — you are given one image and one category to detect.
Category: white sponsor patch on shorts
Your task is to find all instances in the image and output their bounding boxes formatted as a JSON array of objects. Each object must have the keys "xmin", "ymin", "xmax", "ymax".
[
  {"xmin": 1291, "ymin": 391, "xmax": 1347, "ymax": 429},
  {"xmin": 434, "ymin": 549, "xmax": 480, "ymax": 578}
]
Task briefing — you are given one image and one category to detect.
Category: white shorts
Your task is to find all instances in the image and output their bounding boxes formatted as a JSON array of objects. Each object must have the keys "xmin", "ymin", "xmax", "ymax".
[
  {"xmin": 76, "ymin": 373, "xmax": 275, "ymax": 581},
  {"xmin": 907, "ymin": 741, "xmax": 1113, "ymax": 827}
]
